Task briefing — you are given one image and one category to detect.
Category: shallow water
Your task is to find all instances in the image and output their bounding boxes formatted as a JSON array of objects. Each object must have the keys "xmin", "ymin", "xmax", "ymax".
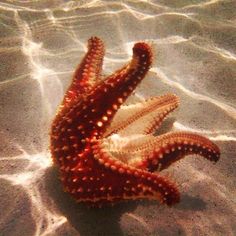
[{"xmin": 0, "ymin": 1, "xmax": 236, "ymax": 235}]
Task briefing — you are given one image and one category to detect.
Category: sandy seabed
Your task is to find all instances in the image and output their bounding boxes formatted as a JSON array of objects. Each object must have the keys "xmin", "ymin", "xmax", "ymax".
[{"xmin": 0, "ymin": 0, "xmax": 236, "ymax": 236}]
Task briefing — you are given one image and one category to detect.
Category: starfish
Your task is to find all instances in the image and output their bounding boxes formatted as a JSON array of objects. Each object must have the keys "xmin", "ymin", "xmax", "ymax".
[{"xmin": 50, "ymin": 37, "xmax": 220, "ymax": 206}]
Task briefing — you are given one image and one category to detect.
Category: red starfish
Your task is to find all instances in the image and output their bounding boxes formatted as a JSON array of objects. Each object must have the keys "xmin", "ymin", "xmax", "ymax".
[{"xmin": 50, "ymin": 37, "xmax": 220, "ymax": 206}]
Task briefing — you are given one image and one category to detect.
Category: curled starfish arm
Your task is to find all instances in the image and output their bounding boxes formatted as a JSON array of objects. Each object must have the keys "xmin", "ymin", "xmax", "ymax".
[
  {"xmin": 91, "ymin": 140, "xmax": 180, "ymax": 206},
  {"xmin": 102, "ymin": 132, "xmax": 220, "ymax": 172},
  {"xmin": 104, "ymin": 94, "xmax": 179, "ymax": 137},
  {"xmin": 128, "ymin": 132, "xmax": 221, "ymax": 172},
  {"xmin": 76, "ymin": 42, "xmax": 153, "ymax": 137},
  {"xmin": 63, "ymin": 36, "xmax": 105, "ymax": 105}
]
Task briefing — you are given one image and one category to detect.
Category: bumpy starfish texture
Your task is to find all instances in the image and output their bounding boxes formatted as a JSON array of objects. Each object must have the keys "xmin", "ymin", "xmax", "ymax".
[{"xmin": 50, "ymin": 37, "xmax": 220, "ymax": 206}]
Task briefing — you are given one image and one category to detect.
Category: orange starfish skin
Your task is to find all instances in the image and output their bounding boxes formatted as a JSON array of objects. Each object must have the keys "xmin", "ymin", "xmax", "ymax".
[
  {"xmin": 50, "ymin": 37, "xmax": 220, "ymax": 206},
  {"xmin": 63, "ymin": 37, "xmax": 105, "ymax": 104}
]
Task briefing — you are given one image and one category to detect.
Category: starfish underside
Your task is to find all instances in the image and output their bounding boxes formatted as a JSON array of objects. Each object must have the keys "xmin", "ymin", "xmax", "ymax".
[{"xmin": 50, "ymin": 37, "xmax": 220, "ymax": 206}]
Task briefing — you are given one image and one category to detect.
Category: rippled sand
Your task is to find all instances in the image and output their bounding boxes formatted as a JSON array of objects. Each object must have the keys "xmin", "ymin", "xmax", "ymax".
[{"xmin": 0, "ymin": 1, "xmax": 236, "ymax": 235}]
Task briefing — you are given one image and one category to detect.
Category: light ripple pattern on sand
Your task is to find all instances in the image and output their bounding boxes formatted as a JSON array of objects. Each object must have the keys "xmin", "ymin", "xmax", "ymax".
[{"xmin": 0, "ymin": 0, "xmax": 236, "ymax": 235}]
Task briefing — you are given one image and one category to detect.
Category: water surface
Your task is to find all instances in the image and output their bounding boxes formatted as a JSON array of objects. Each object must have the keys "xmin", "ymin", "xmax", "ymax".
[{"xmin": 0, "ymin": 1, "xmax": 236, "ymax": 235}]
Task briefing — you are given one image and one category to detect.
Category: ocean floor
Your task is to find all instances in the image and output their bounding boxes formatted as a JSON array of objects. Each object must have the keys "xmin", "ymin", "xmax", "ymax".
[{"xmin": 0, "ymin": 1, "xmax": 236, "ymax": 236}]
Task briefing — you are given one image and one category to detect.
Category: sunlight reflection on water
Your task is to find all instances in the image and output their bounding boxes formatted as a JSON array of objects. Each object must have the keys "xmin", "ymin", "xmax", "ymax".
[{"xmin": 0, "ymin": 0, "xmax": 236, "ymax": 235}]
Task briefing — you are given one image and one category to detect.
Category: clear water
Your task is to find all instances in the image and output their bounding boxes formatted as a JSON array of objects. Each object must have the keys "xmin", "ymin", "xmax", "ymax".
[{"xmin": 0, "ymin": 0, "xmax": 235, "ymax": 235}]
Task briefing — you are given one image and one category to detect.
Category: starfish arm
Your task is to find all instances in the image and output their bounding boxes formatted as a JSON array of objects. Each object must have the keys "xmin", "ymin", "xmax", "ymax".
[
  {"xmin": 58, "ymin": 144, "xmax": 179, "ymax": 206},
  {"xmin": 104, "ymin": 94, "xmax": 179, "ymax": 137},
  {"xmin": 86, "ymin": 140, "xmax": 180, "ymax": 206},
  {"xmin": 125, "ymin": 132, "xmax": 220, "ymax": 172},
  {"xmin": 57, "ymin": 42, "xmax": 153, "ymax": 140},
  {"xmin": 50, "ymin": 42, "xmax": 153, "ymax": 171},
  {"xmin": 63, "ymin": 36, "xmax": 105, "ymax": 106}
]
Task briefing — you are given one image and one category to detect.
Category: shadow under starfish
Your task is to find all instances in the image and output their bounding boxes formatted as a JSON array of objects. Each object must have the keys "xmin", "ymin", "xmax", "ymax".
[{"xmin": 50, "ymin": 36, "xmax": 220, "ymax": 207}]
